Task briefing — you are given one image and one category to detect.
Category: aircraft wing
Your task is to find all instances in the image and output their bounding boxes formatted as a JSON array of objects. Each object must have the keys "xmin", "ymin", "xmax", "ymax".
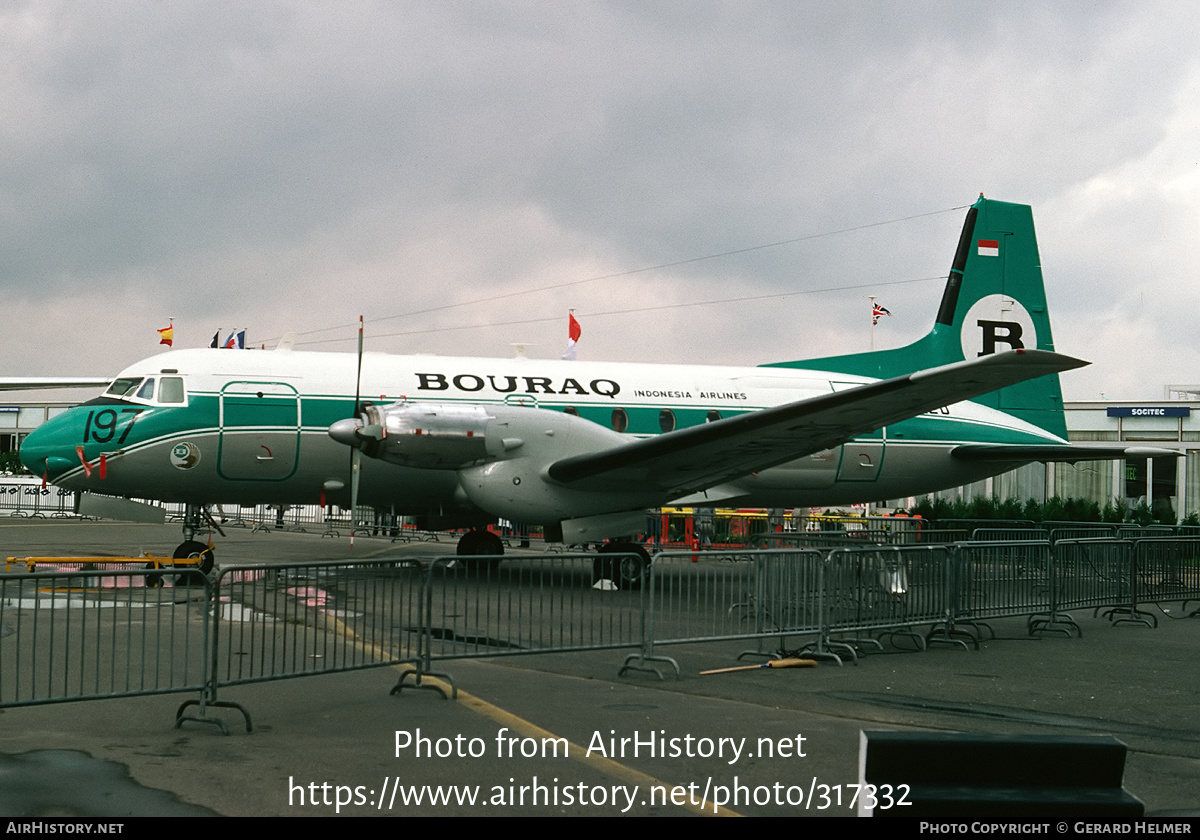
[
  {"xmin": 951, "ymin": 444, "xmax": 1180, "ymax": 462},
  {"xmin": 547, "ymin": 349, "xmax": 1088, "ymax": 497},
  {"xmin": 0, "ymin": 377, "xmax": 110, "ymax": 392}
]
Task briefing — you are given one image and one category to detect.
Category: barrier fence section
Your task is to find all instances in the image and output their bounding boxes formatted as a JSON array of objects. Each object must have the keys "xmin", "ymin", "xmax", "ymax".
[
  {"xmin": 209, "ymin": 560, "xmax": 427, "ymax": 689},
  {"xmin": 0, "ymin": 481, "xmax": 75, "ymax": 517},
  {"xmin": 5, "ymin": 537, "xmax": 1200, "ymax": 727},
  {"xmin": 820, "ymin": 546, "xmax": 951, "ymax": 653},
  {"xmin": 643, "ymin": 549, "xmax": 821, "ymax": 643},
  {"xmin": 0, "ymin": 564, "xmax": 209, "ymax": 707},
  {"xmin": 416, "ymin": 554, "xmax": 644, "ymax": 671},
  {"xmin": 947, "ymin": 541, "xmax": 1052, "ymax": 634},
  {"xmin": 1130, "ymin": 538, "xmax": 1200, "ymax": 624},
  {"xmin": 617, "ymin": 549, "xmax": 826, "ymax": 674},
  {"xmin": 1045, "ymin": 539, "xmax": 1133, "ymax": 633},
  {"xmin": 753, "ymin": 528, "xmax": 970, "ymax": 548}
]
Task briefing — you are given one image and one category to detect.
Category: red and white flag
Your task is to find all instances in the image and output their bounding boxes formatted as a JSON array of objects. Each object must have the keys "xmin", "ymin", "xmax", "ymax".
[
  {"xmin": 562, "ymin": 312, "xmax": 582, "ymax": 360},
  {"xmin": 977, "ymin": 239, "xmax": 999, "ymax": 257}
]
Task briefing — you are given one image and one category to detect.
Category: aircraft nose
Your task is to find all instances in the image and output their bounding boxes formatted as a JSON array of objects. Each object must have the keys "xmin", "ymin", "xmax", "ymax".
[
  {"xmin": 19, "ymin": 425, "xmax": 49, "ymax": 475},
  {"xmin": 19, "ymin": 418, "xmax": 77, "ymax": 478}
]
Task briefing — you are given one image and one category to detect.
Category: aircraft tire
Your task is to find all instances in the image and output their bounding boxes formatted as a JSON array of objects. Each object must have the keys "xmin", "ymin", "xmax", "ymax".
[
  {"xmin": 456, "ymin": 529, "xmax": 504, "ymax": 569},
  {"xmin": 593, "ymin": 542, "xmax": 649, "ymax": 590},
  {"xmin": 173, "ymin": 540, "xmax": 215, "ymax": 575},
  {"xmin": 144, "ymin": 563, "xmax": 163, "ymax": 588}
]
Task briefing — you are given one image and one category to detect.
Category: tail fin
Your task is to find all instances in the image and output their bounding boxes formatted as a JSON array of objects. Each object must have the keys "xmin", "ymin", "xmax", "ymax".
[{"xmin": 763, "ymin": 195, "xmax": 1066, "ymax": 437}]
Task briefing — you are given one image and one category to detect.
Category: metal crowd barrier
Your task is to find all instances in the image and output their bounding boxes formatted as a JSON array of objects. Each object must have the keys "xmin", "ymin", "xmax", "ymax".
[
  {"xmin": 0, "ymin": 564, "xmax": 209, "ymax": 707},
  {"xmin": 416, "ymin": 554, "xmax": 644, "ymax": 684},
  {"xmin": 619, "ymin": 549, "xmax": 825, "ymax": 676},
  {"xmin": 0, "ymin": 481, "xmax": 76, "ymax": 517},
  {"xmin": 1041, "ymin": 538, "xmax": 1133, "ymax": 633},
  {"xmin": 971, "ymin": 527, "xmax": 1049, "ymax": 542},
  {"xmin": 1129, "ymin": 538, "xmax": 1200, "ymax": 625},
  {"xmin": 209, "ymin": 559, "xmax": 427, "ymax": 687},
  {"xmin": 4, "ymin": 537, "xmax": 1200, "ymax": 732},
  {"xmin": 817, "ymin": 546, "xmax": 951, "ymax": 659},
  {"xmin": 939, "ymin": 541, "xmax": 1052, "ymax": 645},
  {"xmin": 1048, "ymin": 525, "xmax": 1118, "ymax": 543}
]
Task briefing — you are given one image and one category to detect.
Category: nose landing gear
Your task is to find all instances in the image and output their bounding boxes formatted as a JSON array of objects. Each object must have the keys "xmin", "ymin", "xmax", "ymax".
[
  {"xmin": 175, "ymin": 503, "xmax": 224, "ymax": 574},
  {"xmin": 173, "ymin": 539, "xmax": 215, "ymax": 574}
]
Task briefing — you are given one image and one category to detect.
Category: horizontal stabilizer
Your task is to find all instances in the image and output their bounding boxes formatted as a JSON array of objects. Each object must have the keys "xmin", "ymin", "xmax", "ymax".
[
  {"xmin": 548, "ymin": 349, "xmax": 1088, "ymax": 497},
  {"xmin": 952, "ymin": 444, "xmax": 1181, "ymax": 463}
]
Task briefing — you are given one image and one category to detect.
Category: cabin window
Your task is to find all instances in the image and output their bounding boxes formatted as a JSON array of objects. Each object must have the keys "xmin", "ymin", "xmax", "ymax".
[
  {"xmin": 611, "ymin": 408, "xmax": 629, "ymax": 433},
  {"xmin": 106, "ymin": 377, "xmax": 142, "ymax": 397},
  {"xmin": 136, "ymin": 378, "xmax": 155, "ymax": 400},
  {"xmin": 159, "ymin": 377, "xmax": 186, "ymax": 404},
  {"xmin": 706, "ymin": 410, "xmax": 722, "ymax": 423},
  {"xmin": 658, "ymin": 409, "xmax": 676, "ymax": 433}
]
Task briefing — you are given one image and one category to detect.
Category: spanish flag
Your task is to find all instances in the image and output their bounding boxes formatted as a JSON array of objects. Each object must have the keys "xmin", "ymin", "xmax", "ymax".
[{"xmin": 157, "ymin": 321, "xmax": 174, "ymax": 347}]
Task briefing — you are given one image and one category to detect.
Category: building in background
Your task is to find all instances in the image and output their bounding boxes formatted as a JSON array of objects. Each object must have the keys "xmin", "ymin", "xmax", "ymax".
[{"xmin": 895, "ymin": 398, "xmax": 1198, "ymax": 522}]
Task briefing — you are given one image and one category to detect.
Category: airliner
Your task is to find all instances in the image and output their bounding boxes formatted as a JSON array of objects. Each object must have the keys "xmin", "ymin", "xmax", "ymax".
[{"xmin": 18, "ymin": 196, "xmax": 1156, "ymax": 583}]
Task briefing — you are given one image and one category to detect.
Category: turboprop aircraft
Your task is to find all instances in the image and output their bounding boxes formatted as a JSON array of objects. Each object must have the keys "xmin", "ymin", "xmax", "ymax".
[{"xmin": 18, "ymin": 196, "xmax": 1164, "ymax": 583}]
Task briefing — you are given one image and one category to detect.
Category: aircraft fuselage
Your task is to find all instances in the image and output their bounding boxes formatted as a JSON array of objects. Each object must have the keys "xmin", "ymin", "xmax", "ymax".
[{"xmin": 20, "ymin": 347, "xmax": 1063, "ymax": 523}]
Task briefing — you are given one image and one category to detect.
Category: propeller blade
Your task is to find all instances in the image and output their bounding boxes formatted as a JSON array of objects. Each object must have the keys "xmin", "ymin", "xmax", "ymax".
[
  {"xmin": 350, "ymin": 447, "xmax": 361, "ymax": 550},
  {"xmin": 350, "ymin": 315, "xmax": 364, "ymax": 549}
]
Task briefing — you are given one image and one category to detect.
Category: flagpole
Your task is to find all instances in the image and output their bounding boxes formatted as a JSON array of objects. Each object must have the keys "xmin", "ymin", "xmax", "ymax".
[{"xmin": 869, "ymin": 295, "xmax": 875, "ymax": 351}]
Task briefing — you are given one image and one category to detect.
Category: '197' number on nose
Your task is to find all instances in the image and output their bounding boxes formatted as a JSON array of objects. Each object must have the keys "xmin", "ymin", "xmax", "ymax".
[{"xmin": 83, "ymin": 408, "xmax": 144, "ymax": 444}]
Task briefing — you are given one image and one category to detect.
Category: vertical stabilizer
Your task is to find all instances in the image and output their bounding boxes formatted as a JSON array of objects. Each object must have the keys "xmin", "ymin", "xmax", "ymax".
[{"xmin": 763, "ymin": 196, "xmax": 1067, "ymax": 437}]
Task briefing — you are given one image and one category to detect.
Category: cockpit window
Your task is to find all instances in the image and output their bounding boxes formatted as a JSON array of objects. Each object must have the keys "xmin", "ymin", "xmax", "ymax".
[
  {"xmin": 106, "ymin": 377, "xmax": 142, "ymax": 397},
  {"xmin": 159, "ymin": 377, "xmax": 185, "ymax": 404},
  {"xmin": 136, "ymin": 378, "xmax": 155, "ymax": 400}
]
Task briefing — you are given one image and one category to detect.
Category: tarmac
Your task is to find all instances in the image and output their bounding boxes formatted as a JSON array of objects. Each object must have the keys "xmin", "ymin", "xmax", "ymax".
[{"xmin": 2, "ymin": 518, "xmax": 1199, "ymax": 819}]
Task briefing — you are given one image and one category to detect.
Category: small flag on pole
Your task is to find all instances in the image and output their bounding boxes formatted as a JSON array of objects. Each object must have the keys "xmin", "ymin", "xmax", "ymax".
[
  {"xmin": 157, "ymin": 320, "xmax": 174, "ymax": 347},
  {"xmin": 562, "ymin": 312, "xmax": 582, "ymax": 360},
  {"xmin": 872, "ymin": 302, "xmax": 892, "ymax": 326},
  {"xmin": 222, "ymin": 329, "xmax": 246, "ymax": 349}
]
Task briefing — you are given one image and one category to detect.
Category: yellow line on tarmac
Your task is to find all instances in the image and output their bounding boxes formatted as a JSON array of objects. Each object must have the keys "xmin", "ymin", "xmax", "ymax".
[
  {"xmin": 311, "ymin": 603, "xmax": 740, "ymax": 815},
  {"xmin": 403, "ymin": 671, "xmax": 742, "ymax": 818}
]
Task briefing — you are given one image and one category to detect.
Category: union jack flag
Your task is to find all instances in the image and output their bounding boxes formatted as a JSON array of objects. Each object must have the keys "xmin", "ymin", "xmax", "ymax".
[{"xmin": 872, "ymin": 302, "xmax": 892, "ymax": 325}]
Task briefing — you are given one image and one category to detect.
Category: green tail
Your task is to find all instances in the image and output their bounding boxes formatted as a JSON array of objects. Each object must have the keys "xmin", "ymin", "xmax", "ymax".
[{"xmin": 762, "ymin": 195, "xmax": 1066, "ymax": 438}]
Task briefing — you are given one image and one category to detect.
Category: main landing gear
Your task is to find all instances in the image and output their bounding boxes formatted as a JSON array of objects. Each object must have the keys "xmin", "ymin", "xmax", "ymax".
[
  {"xmin": 456, "ymin": 528, "xmax": 504, "ymax": 558},
  {"xmin": 175, "ymin": 503, "xmax": 221, "ymax": 574},
  {"xmin": 593, "ymin": 540, "xmax": 650, "ymax": 590}
]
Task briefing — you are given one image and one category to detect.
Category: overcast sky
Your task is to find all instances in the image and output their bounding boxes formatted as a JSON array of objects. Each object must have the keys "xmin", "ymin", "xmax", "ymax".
[{"xmin": 3, "ymin": 1, "xmax": 1198, "ymax": 400}]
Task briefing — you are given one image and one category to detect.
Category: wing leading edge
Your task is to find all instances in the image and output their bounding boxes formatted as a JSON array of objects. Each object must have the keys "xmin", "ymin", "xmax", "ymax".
[
  {"xmin": 546, "ymin": 349, "xmax": 1088, "ymax": 498},
  {"xmin": 0, "ymin": 378, "xmax": 111, "ymax": 392}
]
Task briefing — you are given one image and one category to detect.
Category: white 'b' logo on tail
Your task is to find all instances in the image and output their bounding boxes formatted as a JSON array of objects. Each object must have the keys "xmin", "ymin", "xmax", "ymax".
[{"xmin": 960, "ymin": 294, "xmax": 1038, "ymax": 358}]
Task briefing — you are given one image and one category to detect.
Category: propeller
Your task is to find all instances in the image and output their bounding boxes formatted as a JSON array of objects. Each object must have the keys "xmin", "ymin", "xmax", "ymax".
[
  {"xmin": 350, "ymin": 315, "xmax": 363, "ymax": 548},
  {"xmin": 328, "ymin": 407, "xmax": 386, "ymax": 452}
]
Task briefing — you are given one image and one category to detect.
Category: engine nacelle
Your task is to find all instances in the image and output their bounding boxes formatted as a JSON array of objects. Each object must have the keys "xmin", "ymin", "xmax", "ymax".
[
  {"xmin": 360, "ymin": 402, "xmax": 499, "ymax": 469},
  {"xmin": 331, "ymin": 400, "xmax": 659, "ymax": 525}
]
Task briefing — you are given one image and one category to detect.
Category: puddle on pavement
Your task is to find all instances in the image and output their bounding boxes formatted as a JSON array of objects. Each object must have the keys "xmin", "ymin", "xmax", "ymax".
[{"xmin": 0, "ymin": 750, "xmax": 219, "ymax": 817}]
